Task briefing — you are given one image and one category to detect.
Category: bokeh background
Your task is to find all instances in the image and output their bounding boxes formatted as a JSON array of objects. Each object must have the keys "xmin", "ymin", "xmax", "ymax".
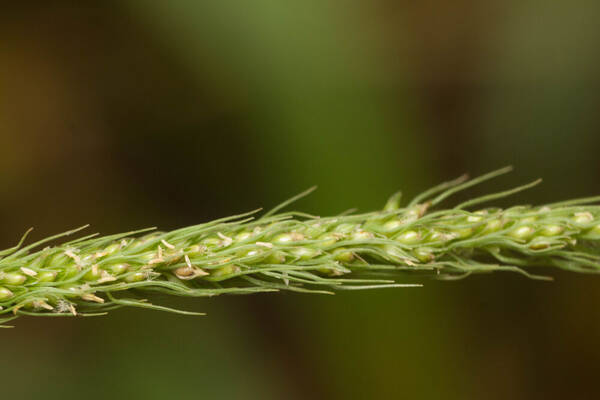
[{"xmin": 2, "ymin": 1, "xmax": 600, "ymax": 399}]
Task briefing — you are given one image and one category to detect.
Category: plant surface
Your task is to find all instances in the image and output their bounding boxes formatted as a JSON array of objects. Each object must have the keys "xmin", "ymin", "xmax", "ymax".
[{"xmin": 2, "ymin": 167, "xmax": 600, "ymax": 327}]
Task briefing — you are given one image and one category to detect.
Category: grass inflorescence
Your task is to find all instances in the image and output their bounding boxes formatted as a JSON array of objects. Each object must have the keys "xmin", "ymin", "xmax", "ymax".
[{"xmin": 2, "ymin": 166, "xmax": 600, "ymax": 327}]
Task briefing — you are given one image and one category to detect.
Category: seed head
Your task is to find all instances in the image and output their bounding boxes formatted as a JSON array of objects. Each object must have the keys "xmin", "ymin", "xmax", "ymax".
[{"xmin": 2, "ymin": 167, "xmax": 600, "ymax": 325}]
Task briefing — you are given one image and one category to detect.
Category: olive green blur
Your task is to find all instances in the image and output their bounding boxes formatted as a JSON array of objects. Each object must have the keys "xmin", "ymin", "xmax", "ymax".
[{"xmin": 1, "ymin": 1, "xmax": 600, "ymax": 399}]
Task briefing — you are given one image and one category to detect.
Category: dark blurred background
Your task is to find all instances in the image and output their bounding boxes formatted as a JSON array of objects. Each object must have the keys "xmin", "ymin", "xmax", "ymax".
[{"xmin": 2, "ymin": 1, "xmax": 600, "ymax": 399}]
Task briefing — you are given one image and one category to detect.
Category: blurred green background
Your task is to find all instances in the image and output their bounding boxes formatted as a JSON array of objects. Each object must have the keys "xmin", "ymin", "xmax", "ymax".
[{"xmin": 2, "ymin": 1, "xmax": 600, "ymax": 399}]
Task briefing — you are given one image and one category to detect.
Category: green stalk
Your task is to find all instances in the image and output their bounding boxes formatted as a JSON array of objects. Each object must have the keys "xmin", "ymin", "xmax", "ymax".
[{"xmin": 2, "ymin": 167, "xmax": 600, "ymax": 327}]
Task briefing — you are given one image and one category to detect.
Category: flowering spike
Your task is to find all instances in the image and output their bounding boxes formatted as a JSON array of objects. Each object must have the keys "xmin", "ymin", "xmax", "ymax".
[{"xmin": 2, "ymin": 169, "xmax": 600, "ymax": 326}]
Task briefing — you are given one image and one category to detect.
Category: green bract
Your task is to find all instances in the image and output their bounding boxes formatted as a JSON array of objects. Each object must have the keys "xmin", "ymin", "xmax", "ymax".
[{"xmin": 2, "ymin": 166, "xmax": 600, "ymax": 327}]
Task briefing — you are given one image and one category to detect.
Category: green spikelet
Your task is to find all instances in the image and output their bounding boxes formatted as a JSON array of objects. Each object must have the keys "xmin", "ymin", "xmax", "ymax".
[{"xmin": 2, "ymin": 166, "xmax": 600, "ymax": 327}]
